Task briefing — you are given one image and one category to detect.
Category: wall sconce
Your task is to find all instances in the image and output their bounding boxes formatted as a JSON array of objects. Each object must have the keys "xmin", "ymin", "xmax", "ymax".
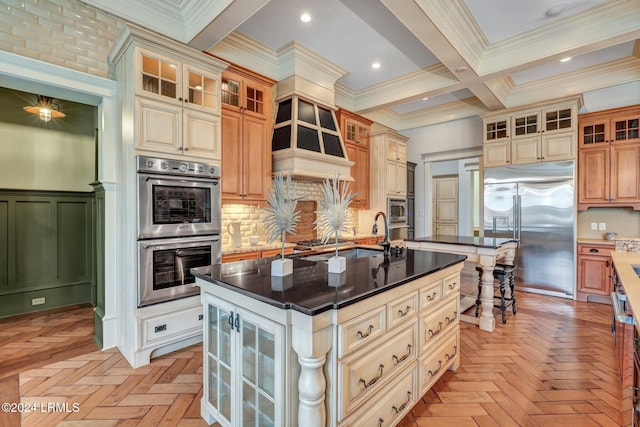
[{"xmin": 23, "ymin": 95, "xmax": 66, "ymax": 122}]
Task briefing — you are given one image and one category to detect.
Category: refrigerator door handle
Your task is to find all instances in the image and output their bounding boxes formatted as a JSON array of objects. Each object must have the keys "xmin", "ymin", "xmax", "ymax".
[
  {"xmin": 512, "ymin": 195, "xmax": 518, "ymax": 241},
  {"xmin": 516, "ymin": 195, "xmax": 522, "ymax": 242}
]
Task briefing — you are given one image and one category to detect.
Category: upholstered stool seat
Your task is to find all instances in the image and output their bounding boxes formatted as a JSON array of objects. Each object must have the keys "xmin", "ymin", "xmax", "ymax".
[{"xmin": 474, "ymin": 264, "xmax": 517, "ymax": 323}]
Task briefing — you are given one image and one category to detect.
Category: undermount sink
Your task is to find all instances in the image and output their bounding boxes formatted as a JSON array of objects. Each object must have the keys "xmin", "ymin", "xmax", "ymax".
[
  {"xmin": 632, "ymin": 265, "xmax": 640, "ymax": 277},
  {"xmin": 302, "ymin": 248, "xmax": 385, "ymax": 263}
]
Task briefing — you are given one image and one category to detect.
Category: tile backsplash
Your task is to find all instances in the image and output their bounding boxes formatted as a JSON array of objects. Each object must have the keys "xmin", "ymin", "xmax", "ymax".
[{"xmin": 221, "ymin": 178, "xmax": 359, "ymax": 247}]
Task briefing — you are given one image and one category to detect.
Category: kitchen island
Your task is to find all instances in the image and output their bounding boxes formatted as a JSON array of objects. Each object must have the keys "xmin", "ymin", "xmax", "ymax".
[
  {"xmin": 192, "ymin": 248, "xmax": 466, "ymax": 427},
  {"xmin": 405, "ymin": 235, "xmax": 517, "ymax": 333}
]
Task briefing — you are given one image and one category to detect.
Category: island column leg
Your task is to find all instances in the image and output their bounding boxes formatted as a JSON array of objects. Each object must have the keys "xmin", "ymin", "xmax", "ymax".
[
  {"xmin": 291, "ymin": 311, "xmax": 333, "ymax": 427},
  {"xmin": 478, "ymin": 254, "xmax": 496, "ymax": 333}
]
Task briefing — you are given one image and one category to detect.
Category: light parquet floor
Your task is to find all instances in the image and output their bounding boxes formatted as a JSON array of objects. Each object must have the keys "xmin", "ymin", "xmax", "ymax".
[{"xmin": 0, "ymin": 291, "xmax": 631, "ymax": 426}]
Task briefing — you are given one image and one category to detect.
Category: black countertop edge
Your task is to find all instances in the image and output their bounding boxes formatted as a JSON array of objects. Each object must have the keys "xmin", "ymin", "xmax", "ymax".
[
  {"xmin": 406, "ymin": 235, "xmax": 517, "ymax": 249},
  {"xmin": 192, "ymin": 250, "xmax": 467, "ymax": 316}
]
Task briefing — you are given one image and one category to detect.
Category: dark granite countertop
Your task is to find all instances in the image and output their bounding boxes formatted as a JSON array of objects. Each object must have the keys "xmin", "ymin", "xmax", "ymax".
[
  {"xmin": 406, "ymin": 235, "xmax": 517, "ymax": 249},
  {"xmin": 192, "ymin": 248, "xmax": 466, "ymax": 316}
]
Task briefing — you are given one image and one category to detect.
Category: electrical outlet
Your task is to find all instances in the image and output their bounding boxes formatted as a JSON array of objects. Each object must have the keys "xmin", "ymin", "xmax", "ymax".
[
  {"xmin": 591, "ymin": 222, "xmax": 597, "ymax": 230},
  {"xmin": 599, "ymin": 222, "xmax": 606, "ymax": 231},
  {"xmin": 31, "ymin": 297, "xmax": 45, "ymax": 305}
]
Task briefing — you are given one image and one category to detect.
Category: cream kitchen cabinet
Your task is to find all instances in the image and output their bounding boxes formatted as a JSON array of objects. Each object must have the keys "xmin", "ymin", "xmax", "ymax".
[
  {"xmin": 482, "ymin": 97, "xmax": 580, "ymax": 168},
  {"xmin": 371, "ymin": 125, "xmax": 409, "ymax": 212},
  {"xmin": 136, "ymin": 97, "xmax": 221, "ymax": 160},
  {"xmin": 132, "ymin": 46, "xmax": 224, "ymax": 162},
  {"xmin": 202, "ymin": 293, "xmax": 284, "ymax": 427}
]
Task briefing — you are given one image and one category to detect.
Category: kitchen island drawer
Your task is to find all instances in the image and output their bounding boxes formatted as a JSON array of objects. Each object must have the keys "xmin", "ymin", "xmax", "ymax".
[
  {"xmin": 419, "ymin": 330, "xmax": 459, "ymax": 393},
  {"xmin": 387, "ymin": 291, "xmax": 419, "ymax": 330},
  {"xmin": 419, "ymin": 296, "xmax": 459, "ymax": 352},
  {"xmin": 418, "ymin": 279, "xmax": 443, "ymax": 312},
  {"xmin": 338, "ymin": 305, "xmax": 386, "ymax": 358},
  {"xmin": 338, "ymin": 320, "xmax": 417, "ymax": 419},
  {"xmin": 339, "ymin": 363, "xmax": 418, "ymax": 427}
]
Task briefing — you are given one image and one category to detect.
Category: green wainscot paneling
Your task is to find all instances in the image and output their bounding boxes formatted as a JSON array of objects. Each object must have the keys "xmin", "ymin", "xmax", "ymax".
[{"xmin": 0, "ymin": 190, "xmax": 95, "ymax": 318}]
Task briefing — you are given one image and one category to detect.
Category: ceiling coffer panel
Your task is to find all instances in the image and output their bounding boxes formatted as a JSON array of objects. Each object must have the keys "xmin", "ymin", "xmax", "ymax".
[{"xmin": 272, "ymin": 95, "xmax": 353, "ymax": 181}]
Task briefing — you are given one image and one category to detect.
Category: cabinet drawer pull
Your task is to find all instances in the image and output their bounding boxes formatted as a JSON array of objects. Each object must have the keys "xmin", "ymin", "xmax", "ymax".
[
  {"xmin": 378, "ymin": 418, "xmax": 384, "ymax": 427},
  {"xmin": 198, "ymin": 314, "xmax": 203, "ymax": 321},
  {"xmin": 357, "ymin": 325, "xmax": 374, "ymax": 339},
  {"xmin": 428, "ymin": 322, "xmax": 443, "ymax": 337},
  {"xmin": 445, "ymin": 345, "xmax": 458, "ymax": 361},
  {"xmin": 154, "ymin": 324, "xmax": 167, "ymax": 333},
  {"xmin": 392, "ymin": 391, "xmax": 412, "ymax": 414},
  {"xmin": 590, "ymin": 248, "xmax": 599, "ymax": 253},
  {"xmin": 425, "ymin": 292, "xmax": 437, "ymax": 302},
  {"xmin": 359, "ymin": 364, "xmax": 384, "ymax": 388},
  {"xmin": 397, "ymin": 306, "xmax": 411, "ymax": 317},
  {"xmin": 392, "ymin": 344, "xmax": 412, "ymax": 364},
  {"xmin": 448, "ymin": 281, "xmax": 457, "ymax": 290},
  {"xmin": 446, "ymin": 311, "xmax": 458, "ymax": 324},
  {"xmin": 428, "ymin": 360, "xmax": 443, "ymax": 377}
]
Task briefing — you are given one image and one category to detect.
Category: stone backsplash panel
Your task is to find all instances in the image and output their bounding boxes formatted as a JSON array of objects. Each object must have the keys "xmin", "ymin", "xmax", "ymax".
[{"xmin": 614, "ymin": 237, "xmax": 640, "ymax": 253}]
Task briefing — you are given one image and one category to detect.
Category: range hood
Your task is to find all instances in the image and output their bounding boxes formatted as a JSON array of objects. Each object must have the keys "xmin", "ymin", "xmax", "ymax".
[{"xmin": 271, "ymin": 95, "xmax": 353, "ymax": 181}]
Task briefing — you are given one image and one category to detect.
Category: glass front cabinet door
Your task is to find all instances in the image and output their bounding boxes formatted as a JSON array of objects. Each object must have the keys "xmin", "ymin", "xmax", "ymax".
[{"xmin": 204, "ymin": 294, "xmax": 283, "ymax": 427}]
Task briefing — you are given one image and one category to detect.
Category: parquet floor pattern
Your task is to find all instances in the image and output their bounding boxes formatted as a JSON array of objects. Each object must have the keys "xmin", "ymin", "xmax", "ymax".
[{"xmin": 0, "ymin": 291, "xmax": 631, "ymax": 426}]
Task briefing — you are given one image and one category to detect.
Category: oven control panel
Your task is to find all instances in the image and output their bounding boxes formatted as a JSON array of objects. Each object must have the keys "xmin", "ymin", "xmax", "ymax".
[{"xmin": 137, "ymin": 155, "xmax": 220, "ymax": 178}]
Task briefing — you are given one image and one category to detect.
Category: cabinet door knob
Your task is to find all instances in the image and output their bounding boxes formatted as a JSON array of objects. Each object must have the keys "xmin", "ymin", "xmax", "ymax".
[{"xmin": 184, "ymin": 147, "xmax": 190, "ymax": 151}]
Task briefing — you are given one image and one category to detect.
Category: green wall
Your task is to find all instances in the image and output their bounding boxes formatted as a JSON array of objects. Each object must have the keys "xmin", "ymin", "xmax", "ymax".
[{"xmin": 0, "ymin": 191, "xmax": 95, "ymax": 318}]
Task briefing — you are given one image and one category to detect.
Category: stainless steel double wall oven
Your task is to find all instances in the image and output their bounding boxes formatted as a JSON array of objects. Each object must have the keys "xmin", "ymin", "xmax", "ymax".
[{"xmin": 137, "ymin": 156, "xmax": 221, "ymax": 307}]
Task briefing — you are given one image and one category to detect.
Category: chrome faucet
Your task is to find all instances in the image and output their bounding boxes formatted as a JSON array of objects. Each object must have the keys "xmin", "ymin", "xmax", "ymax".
[{"xmin": 372, "ymin": 211, "xmax": 391, "ymax": 256}]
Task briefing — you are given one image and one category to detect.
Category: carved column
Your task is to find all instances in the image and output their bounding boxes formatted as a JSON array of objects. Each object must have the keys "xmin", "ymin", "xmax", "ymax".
[
  {"xmin": 478, "ymin": 254, "xmax": 496, "ymax": 333},
  {"xmin": 291, "ymin": 311, "xmax": 333, "ymax": 427}
]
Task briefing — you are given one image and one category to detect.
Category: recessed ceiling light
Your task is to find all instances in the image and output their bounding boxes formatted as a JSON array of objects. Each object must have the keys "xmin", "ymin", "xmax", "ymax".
[
  {"xmin": 422, "ymin": 97, "xmax": 429, "ymax": 101},
  {"xmin": 300, "ymin": 13, "xmax": 311, "ymax": 23},
  {"xmin": 371, "ymin": 62, "xmax": 381, "ymax": 69},
  {"xmin": 545, "ymin": 1, "xmax": 569, "ymax": 17},
  {"xmin": 560, "ymin": 57, "xmax": 572, "ymax": 62},
  {"xmin": 454, "ymin": 66, "xmax": 467, "ymax": 73}
]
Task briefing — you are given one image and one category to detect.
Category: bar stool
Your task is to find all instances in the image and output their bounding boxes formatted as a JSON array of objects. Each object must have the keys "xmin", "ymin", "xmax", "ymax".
[{"xmin": 474, "ymin": 264, "xmax": 517, "ymax": 323}]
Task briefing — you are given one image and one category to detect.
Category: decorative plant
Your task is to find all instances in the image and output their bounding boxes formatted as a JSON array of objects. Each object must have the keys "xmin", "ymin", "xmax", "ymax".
[
  {"xmin": 315, "ymin": 174, "xmax": 357, "ymax": 258},
  {"xmin": 264, "ymin": 171, "xmax": 302, "ymax": 258}
]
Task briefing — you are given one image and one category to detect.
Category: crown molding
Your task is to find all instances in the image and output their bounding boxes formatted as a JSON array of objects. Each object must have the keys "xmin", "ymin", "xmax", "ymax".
[
  {"xmin": 276, "ymin": 41, "xmax": 348, "ymax": 86},
  {"xmin": 207, "ymin": 31, "xmax": 279, "ymax": 80},
  {"xmin": 505, "ymin": 57, "xmax": 640, "ymax": 108},
  {"xmin": 182, "ymin": 0, "xmax": 233, "ymax": 41},
  {"xmin": 479, "ymin": 0, "xmax": 640, "ymax": 77}
]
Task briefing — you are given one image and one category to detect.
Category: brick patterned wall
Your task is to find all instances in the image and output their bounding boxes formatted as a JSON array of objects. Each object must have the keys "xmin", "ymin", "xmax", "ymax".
[
  {"xmin": 0, "ymin": 0, "xmax": 125, "ymax": 78},
  {"xmin": 221, "ymin": 179, "xmax": 359, "ymax": 246}
]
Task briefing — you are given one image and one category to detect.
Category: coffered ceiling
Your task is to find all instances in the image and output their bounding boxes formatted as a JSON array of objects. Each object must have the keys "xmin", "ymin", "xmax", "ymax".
[{"xmin": 85, "ymin": 0, "xmax": 640, "ymax": 131}]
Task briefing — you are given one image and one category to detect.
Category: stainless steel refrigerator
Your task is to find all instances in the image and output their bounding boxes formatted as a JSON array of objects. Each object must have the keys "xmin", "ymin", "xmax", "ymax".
[{"xmin": 483, "ymin": 161, "xmax": 575, "ymax": 298}]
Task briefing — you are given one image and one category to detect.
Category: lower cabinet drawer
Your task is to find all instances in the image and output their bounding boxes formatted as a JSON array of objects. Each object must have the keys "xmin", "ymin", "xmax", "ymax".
[
  {"xmin": 338, "ymin": 305, "xmax": 386, "ymax": 358},
  {"xmin": 419, "ymin": 297, "xmax": 459, "ymax": 353},
  {"xmin": 419, "ymin": 329, "xmax": 459, "ymax": 394},
  {"xmin": 141, "ymin": 305, "xmax": 203, "ymax": 348},
  {"xmin": 339, "ymin": 363, "xmax": 418, "ymax": 427},
  {"xmin": 339, "ymin": 320, "xmax": 417, "ymax": 419}
]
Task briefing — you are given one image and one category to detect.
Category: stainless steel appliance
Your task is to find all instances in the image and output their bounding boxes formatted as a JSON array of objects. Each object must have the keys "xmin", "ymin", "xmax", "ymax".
[
  {"xmin": 483, "ymin": 161, "xmax": 575, "ymax": 297},
  {"xmin": 138, "ymin": 235, "xmax": 221, "ymax": 307},
  {"xmin": 388, "ymin": 198, "xmax": 407, "ymax": 224},
  {"xmin": 137, "ymin": 156, "xmax": 221, "ymax": 239}
]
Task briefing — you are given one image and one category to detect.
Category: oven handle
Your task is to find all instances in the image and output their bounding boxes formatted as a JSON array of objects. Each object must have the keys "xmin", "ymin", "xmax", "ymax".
[
  {"xmin": 611, "ymin": 292, "xmax": 636, "ymax": 325},
  {"xmin": 143, "ymin": 174, "xmax": 219, "ymax": 185},
  {"xmin": 175, "ymin": 249, "xmax": 211, "ymax": 257}
]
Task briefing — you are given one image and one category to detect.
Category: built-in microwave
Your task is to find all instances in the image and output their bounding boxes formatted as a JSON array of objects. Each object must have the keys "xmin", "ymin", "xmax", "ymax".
[
  {"xmin": 137, "ymin": 156, "xmax": 221, "ymax": 239},
  {"xmin": 388, "ymin": 198, "xmax": 407, "ymax": 224},
  {"xmin": 138, "ymin": 235, "xmax": 221, "ymax": 307}
]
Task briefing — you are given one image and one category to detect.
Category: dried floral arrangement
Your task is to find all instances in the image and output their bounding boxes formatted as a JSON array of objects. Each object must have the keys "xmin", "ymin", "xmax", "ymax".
[
  {"xmin": 264, "ymin": 171, "xmax": 302, "ymax": 258},
  {"xmin": 315, "ymin": 174, "xmax": 357, "ymax": 257}
]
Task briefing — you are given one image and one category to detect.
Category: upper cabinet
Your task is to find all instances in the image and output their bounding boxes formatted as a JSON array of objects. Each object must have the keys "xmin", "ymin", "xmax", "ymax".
[
  {"xmin": 128, "ymin": 46, "xmax": 226, "ymax": 162},
  {"xmin": 370, "ymin": 126, "xmax": 409, "ymax": 212},
  {"xmin": 482, "ymin": 97, "xmax": 580, "ymax": 168},
  {"xmin": 220, "ymin": 66, "xmax": 275, "ymax": 204},
  {"xmin": 578, "ymin": 105, "xmax": 640, "ymax": 210},
  {"xmin": 336, "ymin": 109, "xmax": 373, "ymax": 209}
]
